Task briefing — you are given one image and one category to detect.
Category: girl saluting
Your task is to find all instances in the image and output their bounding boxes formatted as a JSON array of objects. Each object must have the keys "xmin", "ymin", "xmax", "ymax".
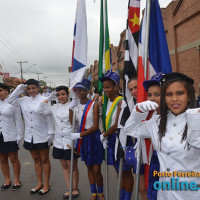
[
  {"xmin": 125, "ymin": 72, "xmax": 200, "ymax": 200},
  {"xmin": 8, "ymin": 79, "xmax": 54, "ymax": 195}
]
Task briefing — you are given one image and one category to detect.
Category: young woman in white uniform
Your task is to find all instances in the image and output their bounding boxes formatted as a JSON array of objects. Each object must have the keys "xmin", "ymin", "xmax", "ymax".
[
  {"xmin": 0, "ymin": 83, "xmax": 23, "ymax": 191},
  {"xmin": 8, "ymin": 79, "xmax": 54, "ymax": 195},
  {"xmin": 38, "ymin": 85, "xmax": 79, "ymax": 199},
  {"xmin": 125, "ymin": 72, "xmax": 200, "ymax": 200}
]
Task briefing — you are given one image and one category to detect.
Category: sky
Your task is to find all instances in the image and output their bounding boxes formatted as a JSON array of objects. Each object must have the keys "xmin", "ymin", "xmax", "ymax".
[{"xmin": 0, "ymin": 0, "xmax": 173, "ymax": 87}]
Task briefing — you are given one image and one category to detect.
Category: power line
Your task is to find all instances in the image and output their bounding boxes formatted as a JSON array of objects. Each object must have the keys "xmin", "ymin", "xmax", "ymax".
[
  {"xmin": 23, "ymin": 64, "xmax": 36, "ymax": 74},
  {"xmin": 0, "ymin": 33, "xmax": 27, "ymax": 61},
  {"xmin": 0, "ymin": 39, "xmax": 23, "ymax": 61},
  {"xmin": 1, "ymin": 60, "xmax": 18, "ymax": 71},
  {"xmin": 0, "ymin": 48, "xmax": 18, "ymax": 62},
  {"xmin": 36, "ymin": 72, "xmax": 43, "ymax": 81}
]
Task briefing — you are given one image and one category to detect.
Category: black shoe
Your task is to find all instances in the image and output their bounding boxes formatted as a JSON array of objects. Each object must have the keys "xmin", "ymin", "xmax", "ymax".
[
  {"xmin": 63, "ymin": 194, "xmax": 69, "ymax": 199},
  {"xmin": 30, "ymin": 185, "xmax": 44, "ymax": 194},
  {"xmin": 1, "ymin": 183, "xmax": 11, "ymax": 191},
  {"xmin": 12, "ymin": 182, "xmax": 21, "ymax": 191},
  {"xmin": 63, "ymin": 190, "xmax": 69, "ymax": 199},
  {"xmin": 72, "ymin": 189, "xmax": 80, "ymax": 198},
  {"xmin": 39, "ymin": 188, "xmax": 50, "ymax": 195}
]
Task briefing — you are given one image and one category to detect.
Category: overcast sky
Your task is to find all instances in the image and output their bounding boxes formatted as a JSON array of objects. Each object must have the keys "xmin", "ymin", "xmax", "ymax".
[{"xmin": 0, "ymin": 0, "xmax": 173, "ymax": 87}]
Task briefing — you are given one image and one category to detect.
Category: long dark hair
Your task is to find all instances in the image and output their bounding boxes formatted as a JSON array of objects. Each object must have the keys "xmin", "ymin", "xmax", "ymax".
[{"xmin": 158, "ymin": 80, "xmax": 195, "ymax": 146}]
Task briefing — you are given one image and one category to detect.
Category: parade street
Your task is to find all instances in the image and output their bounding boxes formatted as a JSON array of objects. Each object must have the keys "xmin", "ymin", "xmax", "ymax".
[{"xmin": 0, "ymin": 143, "xmax": 140, "ymax": 200}]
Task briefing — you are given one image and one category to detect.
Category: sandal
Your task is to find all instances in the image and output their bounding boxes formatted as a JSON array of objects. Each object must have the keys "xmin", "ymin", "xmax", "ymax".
[
  {"xmin": 91, "ymin": 193, "xmax": 97, "ymax": 200},
  {"xmin": 63, "ymin": 190, "xmax": 69, "ymax": 199},
  {"xmin": 72, "ymin": 188, "xmax": 80, "ymax": 198},
  {"xmin": 98, "ymin": 193, "xmax": 105, "ymax": 200}
]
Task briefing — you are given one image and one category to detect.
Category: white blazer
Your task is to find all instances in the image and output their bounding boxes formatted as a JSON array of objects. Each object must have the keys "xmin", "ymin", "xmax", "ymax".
[{"xmin": 125, "ymin": 107, "xmax": 200, "ymax": 200}]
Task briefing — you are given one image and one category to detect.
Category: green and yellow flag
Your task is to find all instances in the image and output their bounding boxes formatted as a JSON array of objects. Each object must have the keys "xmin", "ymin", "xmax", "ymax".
[{"xmin": 98, "ymin": 0, "xmax": 111, "ymax": 131}]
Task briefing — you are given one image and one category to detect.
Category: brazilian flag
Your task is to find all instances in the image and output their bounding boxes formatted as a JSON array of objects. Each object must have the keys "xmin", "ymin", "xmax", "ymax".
[{"xmin": 98, "ymin": 0, "xmax": 111, "ymax": 131}]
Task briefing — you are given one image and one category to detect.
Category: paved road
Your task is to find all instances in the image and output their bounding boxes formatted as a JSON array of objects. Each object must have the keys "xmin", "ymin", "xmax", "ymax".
[{"xmin": 0, "ymin": 143, "xmax": 142, "ymax": 200}]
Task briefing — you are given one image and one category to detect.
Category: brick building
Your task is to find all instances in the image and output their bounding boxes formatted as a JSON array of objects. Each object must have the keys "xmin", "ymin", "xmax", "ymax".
[
  {"xmin": 90, "ymin": 44, "xmax": 119, "ymax": 82},
  {"xmin": 3, "ymin": 77, "xmax": 25, "ymax": 88},
  {"xmin": 163, "ymin": 0, "xmax": 200, "ymax": 89}
]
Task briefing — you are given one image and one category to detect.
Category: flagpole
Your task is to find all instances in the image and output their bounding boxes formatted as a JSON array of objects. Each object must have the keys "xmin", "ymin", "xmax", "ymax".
[
  {"xmin": 144, "ymin": 0, "xmax": 151, "ymax": 80},
  {"xmin": 103, "ymin": 0, "xmax": 109, "ymax": 198},
  {"xmin": 116, "ymin": 157, "xmax": 123, "ymax": 200},
  {"xmin": 134, "ymin": 0, "xmax": 151, "ymax": 200},
  {"xmin": 116, "ymin": 1, "xmax": 131, "ymax": 199},
  {"xmin": 69, "ymin": 110, "xmax": 76, "ymax": 200}
]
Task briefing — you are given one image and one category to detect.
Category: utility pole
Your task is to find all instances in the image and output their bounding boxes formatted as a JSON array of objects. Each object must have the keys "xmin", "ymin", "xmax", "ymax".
[
  {"xmin": 36, "ymin": 72, "xmax": 43, "ymax": 81},
  {"xmin": 49, "ymin": 82, "xmax": 53, "ymax": 89},
  {"xmin": 43, "ymin": 76, "xmax": 48, "ymax": 84},
  {"xmin": 17, "ymin": 61, "xmax": 28, "ymax": 81}
]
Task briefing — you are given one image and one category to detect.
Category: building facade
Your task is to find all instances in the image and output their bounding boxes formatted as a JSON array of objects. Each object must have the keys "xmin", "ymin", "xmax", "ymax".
[{"xmin": 163, "ymin": 0, "xmax": 200, "ymax": 89}]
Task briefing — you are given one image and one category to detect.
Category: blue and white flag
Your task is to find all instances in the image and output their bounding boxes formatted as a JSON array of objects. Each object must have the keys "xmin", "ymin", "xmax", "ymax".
[
  {"xmin": 138, "ymin": 0, "xmax": 172, "ymax": 88},
  {"xmin": 70, "ymin": 0, "xmax": 87, "ymax": 91},
  {"xmin": 137, "ymin": 0, "xmax": 172, "ymax": 165}
]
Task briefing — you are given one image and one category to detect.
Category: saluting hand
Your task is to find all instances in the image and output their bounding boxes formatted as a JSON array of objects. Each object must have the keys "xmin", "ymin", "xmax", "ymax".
[
  {"xmin": 46, "ymin": 91, "xmax": 57, "ymax": 102},
  {"xmin": 137, "ymin": 100, "xmax": 158, "ymax": 113},
  {"xmin": 16, "ymin": 84, "xmax": 28, "ymax": 92}
]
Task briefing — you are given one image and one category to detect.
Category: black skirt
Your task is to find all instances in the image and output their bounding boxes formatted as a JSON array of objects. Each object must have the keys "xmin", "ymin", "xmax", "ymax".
[
  {"xmin": 23, "ymin": 139, "xmax": 49, "ymax": 151},
  {"xmin": 52, "ymin": 147, "xmax": 79, "ymax": 160},
  {"xmin": 0, "ymin": 133, "xmax": 19, "ymax": 154}
]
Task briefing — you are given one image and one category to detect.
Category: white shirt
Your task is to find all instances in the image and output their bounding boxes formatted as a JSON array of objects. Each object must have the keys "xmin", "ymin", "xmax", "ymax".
[
  {"xmin": 8, "ymin": 93, "xmax": 54, "ymax": 144},
  {"xmin": 106, "ymin": 99, "xmax": 117, "ymax": 127},
  {"xmin": 125, "ymin": 108, "xmax": 200, "ymax": 200},
  {"xmin": 76, "ymin": 101, "xmax": 95, "ymax": 129},
  {"xmin": 0, "ymin": 96, "xmax": 24, "ymax": 142},
  {"xmin": 39, "ymin": 102, "xmax": 73, "ymax": 150}
]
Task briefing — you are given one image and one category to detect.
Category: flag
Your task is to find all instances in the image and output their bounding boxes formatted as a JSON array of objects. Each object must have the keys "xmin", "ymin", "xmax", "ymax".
[
  {"xmin": 115, "ymin": 0, "xmax": 141, "ymax": 160},
  {"xmin": 98, "ymin": 0, "xmax": 112, "ymax": 130},
  {"xmin": 121, "ymin": 0, "xmax": 140, "ymax": 125},
  {"xmin": 70, "ymin": 0, "xmax": 87, "ymax": 92},
  {"xmin": 137, "ymin": 0, "xmax": 172, "ymax": 102},
  {"xmin": 137, "ymin": 0, "xmax": 172, "ymax": 189}
]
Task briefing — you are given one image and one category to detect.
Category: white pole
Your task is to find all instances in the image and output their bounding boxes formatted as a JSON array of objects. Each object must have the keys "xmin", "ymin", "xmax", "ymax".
[
  {"xmin": 134, "ymin": 0, "xmax": 151, "ymax": 199},
  {"xmin": 103, "ymin": 0, "xmax": 109, "ymax": 198},
  {"xmin": 69, "ymin": 110, "xmax": 76, "ymax": 200},
  {"xmin": 116, "ymin": 157, "xmax": 123, "ymax": 200},
  {"xmin": 144, "ymin": 0, "xmax": 151, "ymax": 80}
]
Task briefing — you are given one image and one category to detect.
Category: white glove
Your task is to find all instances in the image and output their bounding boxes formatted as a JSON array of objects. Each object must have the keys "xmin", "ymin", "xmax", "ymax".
[
  {"xmin": 46, "ymin": 91, "xmax": 57, "ymax": 102},
  {"xmin": 47, "ymin": 134, "xmax": 54, "ymax": 146},
  {"xmin": 137, "ymin": 100, "xmax": 158, "ymax": 113},
  {"xmin": 102, "ymin": 138, "xmax": 108, "ymax": 149},
  {"xmin": 121, "ymin": 100, "xmax": 127, "ymax": 110},
  {"xmin": 68, "ymin": 99, "xmax": 79, "ymax": 110},
  {"xmin": 17, "ymin": 140, "xmax": 21, "ymax": 146},
  {"xmin": 16, "ymin": 84, "xmax": 28, "ymax": 94},
  {"xmin": 100, "ymin": 134, "xmax": 105, "ymax": 142},
  {"xmin": 71, "ymin": 133, "xmax": 81, "ymax": 140},
  {"xmin": 100, "ymin": 134, "xmax": 108, "ymax": 149}
]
